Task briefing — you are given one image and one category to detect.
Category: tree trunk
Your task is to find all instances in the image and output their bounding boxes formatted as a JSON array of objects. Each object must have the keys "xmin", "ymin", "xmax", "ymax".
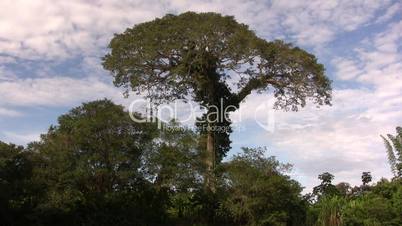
[{"xmin": 205, "ymin": 124, "xmax": 216, "ymax": 192}]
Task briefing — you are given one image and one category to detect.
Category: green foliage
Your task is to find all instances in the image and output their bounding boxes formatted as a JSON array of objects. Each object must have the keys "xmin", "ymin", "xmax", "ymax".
[
  {"xmin": 2, "ymin": 99, "xmax": 402, "ymax": 226},
  {"xmin": 220, "ymin": 147, "xmax": 306, "ymax": 226},
  {"xmin": 381, "ymin": 127, "xmax": 402, "ymax": 177},
  {"xmin": 312, "ymin": 172, "xmax": 340, "ymax": 201},
  {"xmin": 30, "ymin": 99, "xmax": 155, "ymax": 194},
  {"xmin": 102, "ymin": 12, "xmax": 331, "ymax": 110},
  {"xmin": 308, "ymin": 176, "xmax": 402, "ymax": 226},
  {"xmin": 361, "ymin": 172, "xmax": 372, "ymax": 186},
  {"xmin": 335, "ymin": 182, "xmax": 352, "ymax": 197},
  {"xmin": 0, "ymin": 123, "xmax": 310, "ymax": 226},
  {"xmin": 342, "ymin": 179, "xmax": 402, "ymax": 226},
  {"xmin": 314, "ymin": 196, "xmax": 345, "ymax": 226},
  {"xmin": 25, "ymin": 99, "xmax": 170, "ymax": 225},
  {"xmin": 142, "ymin": 120, "xmax": 202, "ymax": 191},
  {"xmin": 0, "ymin": 142, "xmax": 39, "ymax": 225}
]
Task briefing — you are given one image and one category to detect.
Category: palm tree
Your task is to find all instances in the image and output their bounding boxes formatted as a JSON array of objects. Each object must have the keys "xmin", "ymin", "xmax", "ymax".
[{"xmin": 381, "ymin": 127, "xmax": 402, "ymax": 178}]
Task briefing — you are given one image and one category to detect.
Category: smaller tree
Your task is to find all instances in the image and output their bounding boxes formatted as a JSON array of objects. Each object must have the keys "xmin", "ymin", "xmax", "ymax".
[
  {"xmin": 361, "ymin": 172, "xmax": 372, "ymax": 186},
  {"xmin": 30, "ymin": 99, "xmax": 155, "ymax": 195},
  {"xmin": 381, "ymin": 127, "xmax": 402, "ymax": 178},
  {"xmin": 28, "ymin": 99, "xmax": 169, "ymax": 226},
  {"xmin": 335, "ymin": 182, "xmax": 352, "ymax": 197},
  {"xmin": 318, "ymin": 172, "xmax": 334, "ymax": 185},
  {"xmin": 221, "ymin": 147, "xmax": 305, "ymax": 225},
  {"xmin": 0, "ymin": 141, "xmax": 38, "ymax": 225},
  {"xmin": 313, "ymin": 172, "xmax": 339, "ymax": 200}
]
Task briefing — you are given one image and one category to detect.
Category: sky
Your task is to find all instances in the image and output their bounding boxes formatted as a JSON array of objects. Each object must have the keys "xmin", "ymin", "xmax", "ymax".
[{"xmin": 0, "ymin": 0, "xmax": 401, "ymax": 192}]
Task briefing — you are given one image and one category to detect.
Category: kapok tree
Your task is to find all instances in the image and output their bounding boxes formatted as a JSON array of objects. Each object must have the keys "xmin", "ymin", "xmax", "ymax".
[{"xmin": 102, "ymin": 12, "xmax": 332, "ymax": 191}]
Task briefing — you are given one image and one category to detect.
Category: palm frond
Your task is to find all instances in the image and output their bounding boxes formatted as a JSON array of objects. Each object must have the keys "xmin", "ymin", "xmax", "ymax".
[{"xmin": 381, "ymin": 135, "xmax": 397, "ymax": 176}]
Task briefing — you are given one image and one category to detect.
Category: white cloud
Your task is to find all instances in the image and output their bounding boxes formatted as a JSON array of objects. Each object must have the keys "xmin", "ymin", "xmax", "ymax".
[
  {"xmin": 0, "ymin": 75, "xmax": 122, "ymax": 107},
  {"xmin": 2, "ymin": 131, "xmax": 41, "ymax": 144},
  {"xmin": 332, "ymin": 58, "xmax": 363, "ymax": 80},
  {"xmin": 0, "ymin": 0, "xmax": 167, "ymax": 60},
  {"xmin": 265, "ymin": 18, "xmax": 402, "ymax": 190},
  {"xmin": 228, "ymin": 17, "xmax": 402, "ymax": 191},
  {"xmin": 233, "ymin": 86, "xmax": 395, "ymax": 191},
  {"xmin": 0, "ymin": 0, "xmax": 394, "ymax": 61},
  {"xmin": 0, "ymin": 108, "xmax": 23, "ymax": 117},
  {"xmin": 375, "ymin": 2, "xmax": 401, "ymax": 24}
]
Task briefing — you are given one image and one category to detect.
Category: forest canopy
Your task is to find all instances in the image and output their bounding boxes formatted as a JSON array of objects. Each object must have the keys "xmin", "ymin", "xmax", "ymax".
[{"xmin": 1, "ymin": 99, "xmax": 401, "ymax": 226}]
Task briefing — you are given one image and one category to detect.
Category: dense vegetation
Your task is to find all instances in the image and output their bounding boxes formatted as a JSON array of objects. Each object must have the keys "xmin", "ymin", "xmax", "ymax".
[{"xmin": 1, "ymin": 99, "xmax": 401, "ymax": 226}]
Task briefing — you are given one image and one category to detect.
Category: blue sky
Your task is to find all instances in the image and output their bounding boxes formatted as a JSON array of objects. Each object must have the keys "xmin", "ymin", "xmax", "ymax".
[{"xmin": 0, "ymin": 0, "xmax": 401, "ymax": 191}]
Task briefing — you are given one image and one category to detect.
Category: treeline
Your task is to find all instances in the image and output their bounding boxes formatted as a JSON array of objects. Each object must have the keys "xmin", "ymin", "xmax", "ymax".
[
  {"xmin": 1, "ymin": 99, "xmax": 401, "ymax": 226},
  {"xmin": 306, "ymin": 172, "xmax": 402, "ymax": 225}
]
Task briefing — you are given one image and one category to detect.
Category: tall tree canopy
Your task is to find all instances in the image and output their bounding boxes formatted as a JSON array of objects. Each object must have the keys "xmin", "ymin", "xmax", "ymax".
[{"xmin": 102, "ymin": 12, "xmax": 332, "ymax": 190}]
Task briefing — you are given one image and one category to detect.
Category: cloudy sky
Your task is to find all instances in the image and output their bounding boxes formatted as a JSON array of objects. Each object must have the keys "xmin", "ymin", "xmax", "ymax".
[{"xmin": 1, "ymin": 0, "xmax": 401, "ymax": 191}]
